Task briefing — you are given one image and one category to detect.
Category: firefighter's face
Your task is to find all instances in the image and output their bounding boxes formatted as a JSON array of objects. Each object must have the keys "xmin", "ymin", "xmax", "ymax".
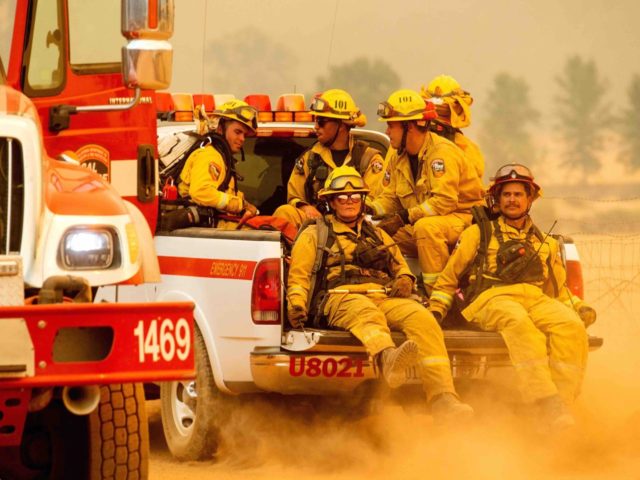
[
  {"xmin": 314, "ymin": 116, "xmax": 340, "ymax": 145},
  {"xmin": 224, "ymin": 120, "xmax": 252, "ymax": 153},
  {"xmin": 385, "ymin": 122, "xmax": 404, "ymax": 149},
  {"xmin": 329, "ymin": 192, "xmax": 362, "ymax": 224},
  {"xmin": 498, "ymin": 182, "xmax": 532, "ymax": 220}
]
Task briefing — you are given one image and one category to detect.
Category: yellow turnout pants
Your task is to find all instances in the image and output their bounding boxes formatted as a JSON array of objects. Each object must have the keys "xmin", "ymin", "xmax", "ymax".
[
  {"xmin": 467, "ymin": 285, "xmax": 588, "ymax": 403},
  {"xmin": 393, "ymin": 213, "xmax": 470, "ymax": 292},
  {"xmin": 324, "ymin": 292, "xmax": 455, "ymax": 400}
]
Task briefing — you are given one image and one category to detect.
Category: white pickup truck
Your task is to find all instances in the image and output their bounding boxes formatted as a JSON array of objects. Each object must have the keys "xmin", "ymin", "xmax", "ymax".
[{"xmin": 103, "ymin": 106, "xmax": 603, "ymax": 461}]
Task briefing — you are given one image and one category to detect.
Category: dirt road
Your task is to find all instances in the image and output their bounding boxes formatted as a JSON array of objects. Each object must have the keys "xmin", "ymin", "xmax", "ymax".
[{"xmin": 148, "ymin": 307, "xmax": 640, "ymax": 480}]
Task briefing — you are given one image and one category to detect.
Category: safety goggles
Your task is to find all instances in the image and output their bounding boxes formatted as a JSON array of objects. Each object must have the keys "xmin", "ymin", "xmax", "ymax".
[
  {"xmin": 327, "ymin": 175, "xmax": 367, "ymax": 191},
  {"xmin": 493, "ymin": 164, "xmax": 534, "ymax": 182},
  {"xmin": 315, "ymin": 116, "xmax": 335, "ymax": 128},
  {"xmin": 377, "ymin": 101, "xmax": 425, "ymax": 119},
  {"xmin": 334, "ymin": 193, "xmax": 363, "ymax": 204},
  {"xmin": 217, "ymin": 106, "xmax": 258, "ymax": 129},
  {"xmin": 310, "ymin": 97, "xmax": 337, "ymax": 114}
]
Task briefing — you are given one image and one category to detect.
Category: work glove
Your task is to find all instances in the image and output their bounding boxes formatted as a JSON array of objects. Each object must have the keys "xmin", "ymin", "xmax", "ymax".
[
  {"xmin": 375, "ymin": 211, "xmax": 407, "ymax": 237},
  {"xmin": 577, "ymin": 303, "xmax": 597, "ymax": 327},
  {"xmin": 389, "ymin": 275, "xmax": 413, "ymax": 298},
  {"xmin": 430, "ymin": 310, "xmax": 444, "ymax": 325},
  {"xmin": 236, "ymin": 201, "xmax": 259, "ymax": 229},
  {"xmin": 287, "ymin": 305, "xmax": 307, "ymax": 328}
]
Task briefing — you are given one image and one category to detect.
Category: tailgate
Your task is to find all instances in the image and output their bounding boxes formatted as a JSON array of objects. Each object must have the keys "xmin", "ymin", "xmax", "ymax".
[{"xmin": 0, "ymin": 301, "xmax": 195, "ymax": 388}]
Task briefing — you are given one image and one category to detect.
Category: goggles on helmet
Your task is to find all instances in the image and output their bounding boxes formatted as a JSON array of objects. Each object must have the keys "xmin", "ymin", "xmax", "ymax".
[
  {"xmin": 376, "ymin": 101, "xmax": 426, "ymax": 119},
  {"xmin": 310, "ymin": 96, "xmax": 357, "ymax": 119},
  {"xmin": 327, "ymin": 175, "xmax": 367, "ymax": 191},
  {"xmin": 492, "ymin": 163, "xmax": 535, "ymax": 182},
  {"xmin": 216, "ymin": 105, "xmax": 258, "ymax": 129}
]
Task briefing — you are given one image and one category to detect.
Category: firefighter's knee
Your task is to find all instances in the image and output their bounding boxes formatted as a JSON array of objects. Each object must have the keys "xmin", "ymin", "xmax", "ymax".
[{"xmin": 412, "ymin": 217, "xmax": 441, "ymax": 242}]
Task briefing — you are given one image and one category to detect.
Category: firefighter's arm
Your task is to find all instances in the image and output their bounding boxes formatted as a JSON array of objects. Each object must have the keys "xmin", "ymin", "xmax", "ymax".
[
  {"xmin": 286, "ymin": 228, "xmax": 318, "ymax": 318},
  {"xmin": 408, "ymin": 145, "xmax": 461, "ymax": 223},
  {"xmin": 429, "ymin": 225, "xmax": 480, "ymax": 318},
  {"xmin": 287, "ymin": 151, "xmax": 310, "ymax": 208},
  {"xmin": 547, "ymin": 239, "xmax": 597, "ymax": 326},
  {"xmin": 369, "ymin": 150, "xmax": 402, "ymax": 216},
  {"xmin": 378, "ymin": 228, "xmax": 415, "ymax": 280},
  {"xmin": 362, "ymin": 150, "xmax": 386, "ymax": 199},
  {"xmin": 186, "ymin": 148, "xmax": 244, "ymax": 213}
]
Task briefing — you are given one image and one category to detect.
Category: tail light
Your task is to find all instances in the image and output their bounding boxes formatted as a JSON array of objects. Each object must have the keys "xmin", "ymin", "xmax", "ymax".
[
  {"xmin": 251, "ymin": 258, "xmax": 281, "ymax": 324},
  {"xmin": 565, "ymin": 260, "xmax": 584, "ymax": 300}
]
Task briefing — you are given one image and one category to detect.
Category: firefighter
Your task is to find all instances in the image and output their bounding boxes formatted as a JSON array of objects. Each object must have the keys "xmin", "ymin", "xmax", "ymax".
[
  {"xmin": 421, "ymin": 74, "xmax": 485, "ymax": 180},
  {"xmin": 287, "ymin": 166, "xmax": 474, "ymax": 421},
  {"xmin": 429, "ymin": 164, "xmax": 596, "ymax": 429},
  {"xmin": 178, "ymin": 99, "xmax": 260, "ymax": 229},
  {"xmin": 273, "ymin": 89, "xmax": 386, "ymax": 228},
  {"xmin": 371, "ymin": 89, "xmax": 484, "ymax": 296}
]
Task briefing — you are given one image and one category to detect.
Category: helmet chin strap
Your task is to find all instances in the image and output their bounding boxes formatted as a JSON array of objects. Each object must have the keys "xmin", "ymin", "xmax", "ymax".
[
  {"xmin": 398, "ymin": 123, "xmax": 409, "ymax": 155},
  {"xmin": 322, "ymin": 119, "xmax": 342, "ymax": 148}
]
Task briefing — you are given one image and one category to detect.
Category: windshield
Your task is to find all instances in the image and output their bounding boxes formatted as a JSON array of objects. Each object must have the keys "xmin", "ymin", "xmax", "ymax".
[{"xmin": 0, "ymin": 0, "xmax": 17, "ymax": 81}]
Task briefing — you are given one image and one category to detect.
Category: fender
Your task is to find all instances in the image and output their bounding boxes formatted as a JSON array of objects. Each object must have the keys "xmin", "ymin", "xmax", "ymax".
[{"xmin": 156, "ymin": 289, "xmax": 232, "ymax": 394}]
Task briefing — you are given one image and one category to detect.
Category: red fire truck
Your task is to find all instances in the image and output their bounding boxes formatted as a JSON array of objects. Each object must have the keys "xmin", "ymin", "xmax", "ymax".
[{"xmin": 1, "ymin": 1, "xmax": 194, "ymax": 478}]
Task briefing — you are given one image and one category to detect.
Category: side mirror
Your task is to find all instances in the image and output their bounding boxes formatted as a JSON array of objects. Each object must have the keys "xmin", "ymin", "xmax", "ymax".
[{"xmin": 121, "ymin": 0, "xmax": 174, "ymax": 90}]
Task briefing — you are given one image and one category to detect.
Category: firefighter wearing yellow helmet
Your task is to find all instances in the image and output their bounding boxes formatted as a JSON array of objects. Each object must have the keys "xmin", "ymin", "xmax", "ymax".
[
  {"xmin": 421, "ymin": 74, "xmax": 485, "ymax": 180},
  {"xmin": 273, "ymin": 89, "xmax": 386, "ymax": 228},
  {"xmin": 287, "ymin": 166, "xmax": 474, "ymax": 422},
  {"xmin": 178, "ymin": 99, "xmax": 260, "ymax": 229},
  {"xmin": 370, "ymin": 89, "xmax": 484, "ymax": 296},
  {"xmin": 429, "ymin": 164, "xmax": 595, "ymax": 429}
]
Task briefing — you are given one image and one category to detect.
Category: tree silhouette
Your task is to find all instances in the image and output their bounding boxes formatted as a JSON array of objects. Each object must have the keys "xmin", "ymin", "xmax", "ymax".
[
  {"xmin": 618, "ymin": 74, "xmax": 640, "ymax": 171},
  {"xmin": 555, "ymin": 56, "xmax": 607, "ymax": 178},
  {"xmin": 479, "ymin": 73, "xmax": 540, "ymax": 174},
  {"xmin": 315, "ymin": 57, "xmax": 401, "ymax": 132},
  {"xmin": 204, "ymin": 28, "xmax": 297, "ymax": 98}
]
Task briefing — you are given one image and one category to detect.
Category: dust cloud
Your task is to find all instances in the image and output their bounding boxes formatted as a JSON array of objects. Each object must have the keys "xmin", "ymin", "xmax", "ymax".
[{"xmin": 149, "ymin": 293, "xmax": 640, "ymax": 480}]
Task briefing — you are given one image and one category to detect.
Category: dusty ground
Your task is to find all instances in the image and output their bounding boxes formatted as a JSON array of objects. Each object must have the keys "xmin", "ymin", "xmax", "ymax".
[{"xmin": 148, "ymin": 239, "xmax": 640, "ymax": 480}]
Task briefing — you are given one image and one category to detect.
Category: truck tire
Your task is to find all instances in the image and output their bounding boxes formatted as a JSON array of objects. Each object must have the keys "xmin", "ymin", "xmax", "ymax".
[
  {"xmin": 9, "ymin": 383, "xmax": 148, "ymax": 480},
  {"xmin": 160, "ymin": 326, "xmax": 228, "ymax": 461}
]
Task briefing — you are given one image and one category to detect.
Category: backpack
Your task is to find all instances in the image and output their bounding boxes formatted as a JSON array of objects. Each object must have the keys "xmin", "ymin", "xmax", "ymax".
[{"xmin": 158, "ymin": 131, "xmax": 236, "ymax": 193}]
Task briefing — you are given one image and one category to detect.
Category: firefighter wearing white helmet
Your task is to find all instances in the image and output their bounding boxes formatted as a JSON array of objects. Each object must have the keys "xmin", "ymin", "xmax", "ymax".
[
  {"xmin": 178, "ymin": 99, "xmax": 260, "ymax": 229},
  {"xmin": 421, "ymin": 74, "xmax": 485, "ymax": 180},
  {"xmin": 273, "ymin": 89, "xmax": 386, "ymax": 229},
  {"xmin": 370, "ymin": 89, "xmax": 484, "ymax": 297},
  {"xmin": 286, "ymin": 166, "xmax": 474, "ymax": 422},
  {"xmin": 429, "ymin": 164, "xmax": 595, "ymax": 430}
]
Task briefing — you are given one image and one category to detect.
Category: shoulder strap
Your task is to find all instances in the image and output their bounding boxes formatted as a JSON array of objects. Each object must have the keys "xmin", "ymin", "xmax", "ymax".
[
  {"xmin": 305, "ymin": 217, "xmax": 334, "ymax": 315},
  {"xmin": 350, "ymin": 140, "xmax": 369, "ymax": 175},
  {"xmin": 531, "ymin": 223, "xmax": 559, "ymax": 297}
]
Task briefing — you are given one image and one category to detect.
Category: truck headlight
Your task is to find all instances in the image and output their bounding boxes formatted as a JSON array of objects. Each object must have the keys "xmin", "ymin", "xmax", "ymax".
[{"xmin": 59, "ymin": 228, "xmax": 117, "ymax": 270}]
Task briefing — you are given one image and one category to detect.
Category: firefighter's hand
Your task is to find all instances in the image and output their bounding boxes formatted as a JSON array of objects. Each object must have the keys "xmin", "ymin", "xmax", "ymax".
[
  {"xmin": 300, "ymin": 204, "xmax": 322, "ymax": 219},
  {"xmin": 577, "ymin": 303, "xmax": 597, "ymax": 327},
  {"xmin": 287, "ymin": 305, "xmax": 307, "ymax": 328},
  {"xmin": 236, "ymin": 201, "xmax": 259, "ymax": 229},
  {"xmin": 376, "ymin": 213, "xmax": 404, "ymax": 237},
  {"xmin": 430, "ymin": 310, "xmax": 444, "ymax": 325},
  {"xmin": 389, "ymin": 275, "xmax": 413, "ymax": 298}
]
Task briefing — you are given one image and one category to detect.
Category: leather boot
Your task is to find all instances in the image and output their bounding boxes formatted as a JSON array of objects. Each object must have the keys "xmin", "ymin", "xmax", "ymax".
[{"xmin": 377, "ymin": 340, "xmax": 419, "ymax": 388}]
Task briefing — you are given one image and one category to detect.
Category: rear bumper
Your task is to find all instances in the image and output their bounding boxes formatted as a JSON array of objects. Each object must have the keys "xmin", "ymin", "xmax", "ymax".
[{"xmin": 249, "ymin": 329, "xmax": 603, "ymax": 395}]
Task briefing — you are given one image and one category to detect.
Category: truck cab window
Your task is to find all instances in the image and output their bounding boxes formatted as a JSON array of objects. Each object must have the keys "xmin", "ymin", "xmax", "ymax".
[{"xmin": 24, "ymin": 0, "xmax": 64, "ymax": 95}]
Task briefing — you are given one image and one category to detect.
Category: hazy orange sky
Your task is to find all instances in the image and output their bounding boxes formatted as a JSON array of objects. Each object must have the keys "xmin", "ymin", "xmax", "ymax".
[{"xmin": 172, "ymin": 0, "xmax": 640, "ymax": 128}]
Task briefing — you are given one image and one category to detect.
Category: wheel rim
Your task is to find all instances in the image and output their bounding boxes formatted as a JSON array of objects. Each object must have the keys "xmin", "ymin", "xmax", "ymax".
[{"xmin": 170, "ymin": 380, "xmax": 197, "ymax": 436}]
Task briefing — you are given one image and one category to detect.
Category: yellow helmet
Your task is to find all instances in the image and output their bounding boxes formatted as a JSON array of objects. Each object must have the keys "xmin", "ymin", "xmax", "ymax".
[
  {"xmin": 424, "ymin": 75, "xmax": 463, "ymax": 97},
  {"xmin": 309, "ymin": 89, "xmax": 366, "ymax": 126},
  {"xmin": 420, "ymin": 75, "xmax": 473, "ymax": 128},
  {"xmin": 377, "ymin": 89, "xmax": 437, "ymax": 123},
  {"xmin": 213, "ymin": 99, "xmax": 258, "ymax": 133},
  {"xmin": 317, "ymin": 165, "xmax": 370, "ymax": 198}
]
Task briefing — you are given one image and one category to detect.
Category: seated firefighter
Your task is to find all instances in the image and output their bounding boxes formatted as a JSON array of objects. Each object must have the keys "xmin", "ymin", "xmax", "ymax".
[
  {"xmin": 371, "ymin": 89, "xmax": 485, "ymax": 298},
  {"xmin": 286, "ymin": 166, "xmax": 474, "ymax": 421},
  {"xmin": 273, "ymin": 89, "xmax": 386, "ymax": 229},
  {"xmin": 429, "ymin": 163, "xmax": 596, "ymax": 429},
  {"xmin": 175, "ymin": 99, "xmax": 260, "ymax": 229}
]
